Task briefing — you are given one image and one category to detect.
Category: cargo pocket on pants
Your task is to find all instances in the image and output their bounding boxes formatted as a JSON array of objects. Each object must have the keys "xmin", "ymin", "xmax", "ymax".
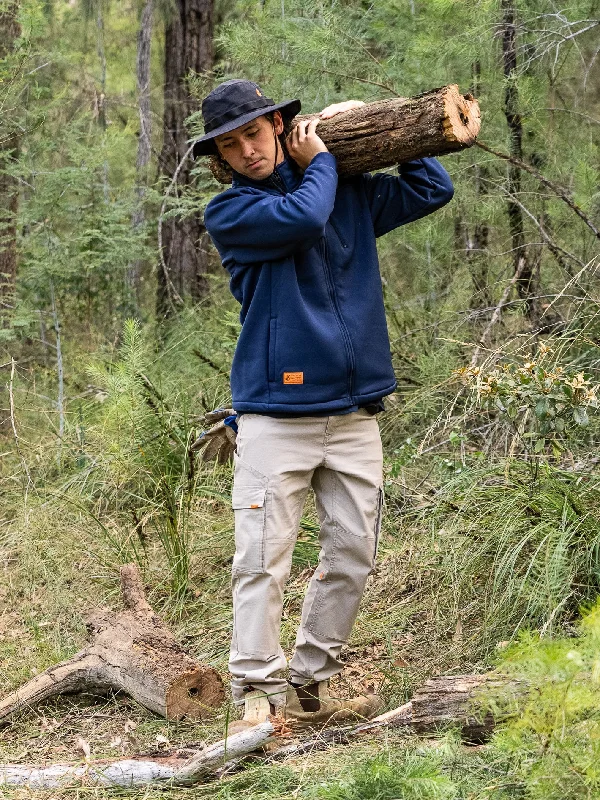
[{"xmin": 232, "ymin": 478, "xmax": 267, "ymax": 575}]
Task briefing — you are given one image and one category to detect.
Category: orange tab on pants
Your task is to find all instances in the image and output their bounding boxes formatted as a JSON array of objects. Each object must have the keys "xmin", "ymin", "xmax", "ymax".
[{"xmin": 283, "ymin": 372, "xmax": 304, "ymax": 385}]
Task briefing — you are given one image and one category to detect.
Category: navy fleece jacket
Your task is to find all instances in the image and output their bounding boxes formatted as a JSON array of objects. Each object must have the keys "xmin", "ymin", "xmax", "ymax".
[{"xmin": 205, "ymin": 152, "xmax": 453, "ymax": 414}]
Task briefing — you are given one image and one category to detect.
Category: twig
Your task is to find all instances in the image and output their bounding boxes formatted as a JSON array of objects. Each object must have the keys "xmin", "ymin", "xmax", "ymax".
[
  {"xmin": 541, "ymin": 257, "xmax": 599, "ymax": 318},
  {"xmin": 193, "ymin": 349, "xmax": 230, "ymax": 378},
  {"xmin": 49, "ymin": 282, "xmax": 64, "ymax": 442},
  {"xmin": 157, "ymin": 143, "xmax": 195, "ymax": 313},
  {"xmin": 470, "ymin": 256, "xmax": 529, "ymax": 367},
  {"xmin": 475, "ymin": 141, "xmax": 600, "ymax": 240},
  {"xmin": 285, "ymin": 59, "xmax": 403, "ymax": 97},
  {"xmin": 8, "ymin": 358, "xmax": 32, "ymax": 487},
  {"xmin": 267, "ymin": 702, "xmax": 413, "ymax": 761},
  {"xmin": 488, "ymin": 182, "xmax": 585, "ymax": 271}
]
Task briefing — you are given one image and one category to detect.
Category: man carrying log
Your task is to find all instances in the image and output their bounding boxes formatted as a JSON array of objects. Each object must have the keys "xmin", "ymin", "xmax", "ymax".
[{"xmin": 192, "ymin": 79, "xmax": 454, "ymax": 731}]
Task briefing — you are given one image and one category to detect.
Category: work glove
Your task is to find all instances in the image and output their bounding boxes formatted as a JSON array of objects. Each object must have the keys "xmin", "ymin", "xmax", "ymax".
[{"xmin": 190, "ymin": 408, "xmax": 238, "ymax": 464}]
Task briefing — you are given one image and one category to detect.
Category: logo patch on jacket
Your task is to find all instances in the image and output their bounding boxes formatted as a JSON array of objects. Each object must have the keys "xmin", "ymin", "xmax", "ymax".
[{"xmin": 283, "ymin": 372, "xmax": 303, "ymax": 385}]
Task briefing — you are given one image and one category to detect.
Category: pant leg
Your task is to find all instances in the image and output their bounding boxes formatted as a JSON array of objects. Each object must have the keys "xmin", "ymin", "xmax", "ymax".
[
  {"xmin": 289, "ymin": 409, "xmax": 383, "ymax": 683},
  {"xmin": 229, "ymin": 414, "xmax": 325, "ymax": 703}
]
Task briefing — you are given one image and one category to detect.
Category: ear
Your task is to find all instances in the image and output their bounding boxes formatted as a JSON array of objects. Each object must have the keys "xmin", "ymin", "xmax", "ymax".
[{"xmin": 272, "ymin": 110, "xmax": 284, "ymax": 136}]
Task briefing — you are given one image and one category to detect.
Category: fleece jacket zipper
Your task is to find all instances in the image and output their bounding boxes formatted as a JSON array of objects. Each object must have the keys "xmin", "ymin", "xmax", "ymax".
[
  {"xmin": 271, "ymin": 164, "xmax": 355, "ymax": 399},
  {"xmin": 321, "ymin": 236, "xmax": 355, "ymax": 399}
]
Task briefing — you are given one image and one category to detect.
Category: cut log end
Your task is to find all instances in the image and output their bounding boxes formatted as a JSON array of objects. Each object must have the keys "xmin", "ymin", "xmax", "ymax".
[
  {"xmin": 166, "ymin": 667, "xmax": 225, "ymax": 720},
  {"xmin": 441, "ymin": 84, "xmax": 481, "ymax": 146}
]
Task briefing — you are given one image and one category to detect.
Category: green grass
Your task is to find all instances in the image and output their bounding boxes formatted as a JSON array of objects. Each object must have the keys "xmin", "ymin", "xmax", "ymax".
[{"xmin": 4, "ymin": 307, "xmax": 600, "ymax": 797}]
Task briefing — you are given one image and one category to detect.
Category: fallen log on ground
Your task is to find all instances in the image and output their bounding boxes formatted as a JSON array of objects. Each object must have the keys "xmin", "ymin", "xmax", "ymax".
[
  {"xmin": 0, "ymin": 721, "xmax": 281, "ymax": 790},
  {"xmin": 0, "ymin": 673, "xmax": 524, "ymax": 789},
  {"xmin": 270, "ymin": 673, "xmax": 522, "ymax": 760},
  {"xmin": 208, "ymin": 84, "xmax": 480, "ymax": 184},
  {"xmin": 0, "ymin": 564, "xmax": 224, "ymax": 726}
]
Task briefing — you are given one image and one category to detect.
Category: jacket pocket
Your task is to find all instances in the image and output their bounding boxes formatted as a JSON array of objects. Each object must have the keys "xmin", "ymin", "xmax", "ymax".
[
  {"xmin": 268, "ymin": 318, "xmax": 278, "ymax": 383},
  {"xmin": 232, "ymin": 481, "xmax": 267, "ymax": 574},
  {"xmin": 329, "ymin": 217, "xmax": 347, "ymax": 248}
]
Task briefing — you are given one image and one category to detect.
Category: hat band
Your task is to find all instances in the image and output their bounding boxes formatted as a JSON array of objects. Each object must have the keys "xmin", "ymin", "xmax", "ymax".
[{"xmin": 204, "ymin": 97, "xmax": 276, "ymax": 133}]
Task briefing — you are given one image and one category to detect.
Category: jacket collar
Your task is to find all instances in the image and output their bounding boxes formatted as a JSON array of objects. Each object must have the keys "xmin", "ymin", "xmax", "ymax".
[{"xmin": 232, "ymin": 156, "xmax": 302, "ymax": 194}]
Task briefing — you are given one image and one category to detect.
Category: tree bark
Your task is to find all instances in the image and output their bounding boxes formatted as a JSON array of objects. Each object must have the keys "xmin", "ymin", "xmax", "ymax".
[
  {"xmin": 501, "ymin": 0, "xmax": 536, "ymax": 318},
  {"xmin": 128, "ymin": 0, "xmax": 153, "ymax": 302},
  {"xmin": 0, "ymin": 1, "xmax": 20, "ymax": 329},
  {"xmin": 208, "ymin": 84, "xmax": 481, "ymax": 184},
  {"xmin": 157, "ymin": 0, "xmax": 213, "ymax": 318},
  {"xmin": 0, "ymin": 564, "xmax": 224, "ymax": 725}
]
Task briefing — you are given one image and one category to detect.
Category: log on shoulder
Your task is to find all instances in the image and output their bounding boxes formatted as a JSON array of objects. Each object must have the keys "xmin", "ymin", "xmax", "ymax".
[
  {"xmin": 208, "ymin": 84, "xmax": 480, "ymax": 184},
  {"xmin": 0, "ymin": 564, "xmax": 224, "ymax": 726}
]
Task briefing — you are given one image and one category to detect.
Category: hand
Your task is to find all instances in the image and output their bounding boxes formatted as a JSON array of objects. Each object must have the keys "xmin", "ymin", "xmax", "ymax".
[
  {"xmin": 286, "ymin": 118, "xmax": 328, "ymax": 171},
  {"xmin": 190, "ymin": 408, "xmax": 237, "ymax": 464},
  {"xmin": 319, "ymin": 100, "xmax": 365, "ymax": 120}
]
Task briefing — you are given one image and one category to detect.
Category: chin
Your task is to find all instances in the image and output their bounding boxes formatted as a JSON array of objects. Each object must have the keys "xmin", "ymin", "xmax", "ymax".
[{"xmin": 239, "ymin": 161, "xmax": 272, "ymax": 180}]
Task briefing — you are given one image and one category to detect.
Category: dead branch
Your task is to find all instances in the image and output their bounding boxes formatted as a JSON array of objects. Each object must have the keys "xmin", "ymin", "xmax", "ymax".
[
  {"xmin": 0, "ymin": 721, "xmax": 278, "ymax": 790},
  {"xmin": 475, "ymin": 140, "xmax": 600, "ymax": 240},
  {"xmin": 0, "ymin": 564, "xmax": 224, "ymax": 727}
]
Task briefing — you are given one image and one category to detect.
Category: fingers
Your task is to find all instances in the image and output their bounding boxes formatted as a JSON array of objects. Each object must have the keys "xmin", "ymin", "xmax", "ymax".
[
  {"xmin": 287, "ymin": 119, "xmax": 315, "ymax": 147},
  {"xmin": 308, "ymin": 118, "xmax": 320, "ymax": 137},
  {"xmin": 286, "ymin": 117, "xmax": 327, "ymax": 169},
  {"xmin": 319, "ymin": 100, "xmax": 365, "ymax": 119}
]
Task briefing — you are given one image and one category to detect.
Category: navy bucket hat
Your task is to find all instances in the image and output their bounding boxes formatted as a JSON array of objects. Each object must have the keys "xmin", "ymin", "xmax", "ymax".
[{"xmin": 192, "ymin": 79, "xmax": 301, "ymax": 158}]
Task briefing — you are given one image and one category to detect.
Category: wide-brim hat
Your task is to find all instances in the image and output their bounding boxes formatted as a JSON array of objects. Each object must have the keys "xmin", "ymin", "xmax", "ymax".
[{"xmin": 192, "ymin": 79, "xmax": 301, "ymax": 158}]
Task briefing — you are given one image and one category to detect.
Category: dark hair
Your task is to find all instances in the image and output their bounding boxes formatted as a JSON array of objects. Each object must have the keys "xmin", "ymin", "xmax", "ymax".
[{"xmin": 212, "ymin": 111, "xmax": 293, "ymax": 172}]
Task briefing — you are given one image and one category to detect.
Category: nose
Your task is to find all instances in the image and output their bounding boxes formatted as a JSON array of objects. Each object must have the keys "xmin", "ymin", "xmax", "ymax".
[{"xmin": 241, "ymin": 139, "xmax": 255, "ymax": 159}]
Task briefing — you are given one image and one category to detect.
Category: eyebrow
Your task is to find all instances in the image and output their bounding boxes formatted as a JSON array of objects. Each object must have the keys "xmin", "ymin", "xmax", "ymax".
[{"xmin": 218, "ymin": 123, "xmax": 259, "ymax": 143}]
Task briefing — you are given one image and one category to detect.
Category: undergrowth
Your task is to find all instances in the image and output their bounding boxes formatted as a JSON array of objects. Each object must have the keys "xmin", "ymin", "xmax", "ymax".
[{"xmin": 3, "ymin": 292, "xmax": 600, "ymax": 797}]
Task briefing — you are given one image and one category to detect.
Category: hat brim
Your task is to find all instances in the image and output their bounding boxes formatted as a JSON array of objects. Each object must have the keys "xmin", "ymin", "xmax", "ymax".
[{"xmin": 192, "ymin": 99, "xmax": 301, "ymax": 158}]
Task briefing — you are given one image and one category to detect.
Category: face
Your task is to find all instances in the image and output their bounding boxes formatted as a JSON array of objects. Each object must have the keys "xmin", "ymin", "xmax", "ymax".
[{"xmin": 215, "ymin": 112, "xmax": 285, "ymax": 180}]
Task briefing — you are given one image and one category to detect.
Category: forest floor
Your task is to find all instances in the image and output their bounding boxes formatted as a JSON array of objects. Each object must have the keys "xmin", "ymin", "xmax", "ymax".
[
  {"xmin": 2, "ymin": 306, "xmax": 600, "ymax": 798},
  {"xmin": 0, "ymin": 470, "xmax": 506, "ymax": 798}
]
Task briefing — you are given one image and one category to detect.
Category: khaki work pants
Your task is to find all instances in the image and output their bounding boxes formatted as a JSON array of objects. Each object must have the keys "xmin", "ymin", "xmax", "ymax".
[{"xmin": 229, "ymin": 410, "xmax": 383, "ymax": 704}]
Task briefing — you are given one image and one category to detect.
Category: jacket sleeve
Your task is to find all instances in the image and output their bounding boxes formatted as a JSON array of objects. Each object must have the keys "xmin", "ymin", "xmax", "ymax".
[
  {"xmin": 362, "ymin": 157, "xmax": 454, "ymax": 237},
  {"xmin": 205, "ymin": 152, "xmax": 338, "ymax": 263}
]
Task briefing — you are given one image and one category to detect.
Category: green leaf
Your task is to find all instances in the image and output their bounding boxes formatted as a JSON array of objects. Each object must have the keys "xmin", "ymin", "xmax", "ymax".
[
  {"xmin": 563, "ymin": 384, "xmax": 574, "ymax": 399},
  {"xmin": 535, "ymin": 398, "xmax": 549, "ymax": 420},
  {"xmin": 534, "ymin": 437, "xmax": 546, "ymax": 453},
  {"xmin": 573, "ymin": 407, "xmax": 589, "ymax": 427}
]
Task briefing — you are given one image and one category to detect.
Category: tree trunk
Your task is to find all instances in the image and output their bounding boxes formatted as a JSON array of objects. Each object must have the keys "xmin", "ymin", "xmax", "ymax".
[
  {"xmin": 465, "ymin": 61, "xmax": 491, "ymax": 310},
  {"xmin": 0, "ymin": 1, "xmax": 20, "ymax": 329},
  {"xmin": 208, "ymin": 84, "xmax": 481, "ymax": 185},
  {"xmin": 501, "ymin": 0, "xmax": 536, "ymax": 318},
  {"xmin": 0, "ymin": 564, "xmax": 224, "ymax": 725},
  {"xmin": 128, "ymin": 0, "xmax": 153, "ymax": 303},
  {"xmin": 157, "ymin": 0, "xmax": 213, "ymax": 318}
]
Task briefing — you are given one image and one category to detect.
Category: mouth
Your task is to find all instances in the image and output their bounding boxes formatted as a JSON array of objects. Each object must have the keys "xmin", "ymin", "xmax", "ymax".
[{"xmin": 247, "ymin": 159, "xmax": 264, "ymax": 170}]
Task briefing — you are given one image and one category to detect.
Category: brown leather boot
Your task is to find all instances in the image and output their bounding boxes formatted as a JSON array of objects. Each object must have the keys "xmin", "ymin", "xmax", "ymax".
[{"xmin": 285, "ymin": 680, "xmax": 383, "ymax": 729}]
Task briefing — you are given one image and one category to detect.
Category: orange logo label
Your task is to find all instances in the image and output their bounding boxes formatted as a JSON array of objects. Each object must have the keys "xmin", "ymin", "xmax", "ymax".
[
  {"xmin": 283, "ymin": 372, "xmax": 304, "ymax": 385},
  {"xmin": 256, "ymin": 88, "xmax": 262, "ymax": 96}
]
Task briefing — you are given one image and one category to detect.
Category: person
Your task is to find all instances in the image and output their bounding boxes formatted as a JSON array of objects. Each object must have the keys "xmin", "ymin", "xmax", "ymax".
[{"xmin": 193, "ymin": 79, "xmax": 454, "ymax": 729}]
